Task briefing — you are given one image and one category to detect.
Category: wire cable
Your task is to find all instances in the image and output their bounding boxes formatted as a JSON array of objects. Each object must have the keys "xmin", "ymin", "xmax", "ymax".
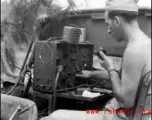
[
  {"xmin": 89, "ymin": 79, "xmax": 114, "ymax": 97},
  {"xmin": 39, "ymin": 41, "xmax": 54, "ymax": 64},
  {"xmin": 57, "ymin": 84, "xmax": 78, "ymax": 98},
  {"xmin": 52, "ymin": 65, "xmax": 63, "ymax": 111},
  {"xmin": 6, "ymin": 69, "xmax": 28, "ymax": 95}
]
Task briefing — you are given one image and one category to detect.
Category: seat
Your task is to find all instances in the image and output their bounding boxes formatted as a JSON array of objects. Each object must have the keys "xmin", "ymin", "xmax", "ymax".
[
  {"xmin": 132, "ymin": 71, "xmax": 151, "ymax": 120},
  {"xmin": 1, "ymin": 94, "xmax": 38, "ymax": 120}
]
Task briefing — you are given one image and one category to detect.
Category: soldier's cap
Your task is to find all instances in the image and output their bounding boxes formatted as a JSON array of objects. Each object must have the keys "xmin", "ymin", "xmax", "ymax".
[{"xmin": 105, "ymin": 0, "xmax": 139, "ymax": 13}]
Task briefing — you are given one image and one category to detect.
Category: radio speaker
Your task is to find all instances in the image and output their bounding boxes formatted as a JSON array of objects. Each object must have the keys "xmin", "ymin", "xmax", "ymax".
[{"xmin": 62, "ymin": 26, "xmax": 81, "ymax": 43}]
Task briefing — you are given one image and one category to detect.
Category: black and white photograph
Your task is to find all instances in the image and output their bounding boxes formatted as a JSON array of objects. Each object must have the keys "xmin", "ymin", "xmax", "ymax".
[{"xmin": 1, "ymin": 0, "xmax": 151, "ymax": 120}]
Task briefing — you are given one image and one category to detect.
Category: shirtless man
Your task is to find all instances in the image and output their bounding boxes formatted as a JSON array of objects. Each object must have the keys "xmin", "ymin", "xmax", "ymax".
[{"xmin": 41, "ymin": 0, "xmax": 151, "ymax": 120}]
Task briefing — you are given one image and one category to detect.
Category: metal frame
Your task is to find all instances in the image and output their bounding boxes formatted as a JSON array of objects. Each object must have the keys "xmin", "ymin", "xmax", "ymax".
[{"xmin": 33, "ymin": 91, "xmax": 53, "ymax": 115}]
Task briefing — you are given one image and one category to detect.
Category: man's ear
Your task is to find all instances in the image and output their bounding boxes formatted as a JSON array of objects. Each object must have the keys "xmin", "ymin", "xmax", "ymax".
[{"xmin": 114, "ymin": 16, "xmax": 121, "ymax": 27}]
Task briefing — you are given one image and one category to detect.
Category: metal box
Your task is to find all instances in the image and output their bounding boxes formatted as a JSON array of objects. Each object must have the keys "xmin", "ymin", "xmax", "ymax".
[
  {"xmin": 62, "ymin": 26, "xmax": 81, "ymax": 43},
  {"xmin": 33, "ymin": 41, "xmax": 94, "ymax": 93}
]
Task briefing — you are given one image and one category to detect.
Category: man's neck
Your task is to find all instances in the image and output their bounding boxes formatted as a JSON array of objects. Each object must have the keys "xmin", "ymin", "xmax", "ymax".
[{"xmin": 123, "ymin": 21, "xmax": 143, "ymax": 46}]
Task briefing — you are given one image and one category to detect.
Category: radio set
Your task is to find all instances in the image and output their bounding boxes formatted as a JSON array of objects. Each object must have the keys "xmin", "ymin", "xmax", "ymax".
[
  {"xmin": 32, "ymin": 26, "xmax": 111, "ymax": 114},
  {"xmin": 33, "ymin": 41, "xmax": 94, "ymax": 93}
]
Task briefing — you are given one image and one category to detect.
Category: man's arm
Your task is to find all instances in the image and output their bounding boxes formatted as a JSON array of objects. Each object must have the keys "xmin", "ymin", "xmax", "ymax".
[
  {"xmin": 76, "ymin": 70, "xmax": 110, "ymax": 80},
  {"xmin": 99, "ymin": 47, "xmax": 146, "ymax": 109},
  {"xmin": 116, "ymin": 48, "xmax": 145, "ymax": 109}
]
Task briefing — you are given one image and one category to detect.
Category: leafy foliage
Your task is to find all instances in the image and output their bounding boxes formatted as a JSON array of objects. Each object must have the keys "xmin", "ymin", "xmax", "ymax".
[{"xmin": 1, "ymin": 0, "xmax": 76, "ymax": 74}]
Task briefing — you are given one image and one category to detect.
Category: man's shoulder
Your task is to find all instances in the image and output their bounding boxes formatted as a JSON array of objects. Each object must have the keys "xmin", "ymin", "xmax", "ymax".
[
  {"xmin": 122, "ymin": 39, "xmax": 151, "ymax": 67},
  {"xmin": 124, "ymin": 39, "xmax": 151, "ymax": 57},
  {"xmin": 124, "ymin": 45, "xmax": 142, "ymax": 59}
]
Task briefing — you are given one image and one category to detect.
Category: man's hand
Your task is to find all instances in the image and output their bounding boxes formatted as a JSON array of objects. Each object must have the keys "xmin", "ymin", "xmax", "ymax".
[
  {"xmin": 99, "ymin": 51, "xmax": 115, "ymax": 71},
  {"xmin": 76, "ymin": 70, "xmax": 92, "ymax": 78}
]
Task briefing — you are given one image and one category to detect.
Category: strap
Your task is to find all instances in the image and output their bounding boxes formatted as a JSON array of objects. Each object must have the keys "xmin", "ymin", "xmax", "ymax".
[
  {"xmin": 108, "ymin": 68, "xmax": 120, "ymax": 75},
  {"xmin": 133, "ymin": 71, "xmax": 151, "ymax": 120}
]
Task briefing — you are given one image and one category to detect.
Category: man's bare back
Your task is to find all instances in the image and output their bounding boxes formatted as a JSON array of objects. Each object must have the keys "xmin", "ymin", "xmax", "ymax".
[
  {"xmin": 124, "ymin": 31, "xmax": 151, "ymax": 79},
  {"xmin": 117, "ymin": 30, "xmax": 151, "ymax": 109}
]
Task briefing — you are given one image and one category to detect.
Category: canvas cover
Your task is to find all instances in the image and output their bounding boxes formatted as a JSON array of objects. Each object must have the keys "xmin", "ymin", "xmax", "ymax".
[{"xmin": 1, "ymin": 94, "xmax": 38, "ymax": 120}]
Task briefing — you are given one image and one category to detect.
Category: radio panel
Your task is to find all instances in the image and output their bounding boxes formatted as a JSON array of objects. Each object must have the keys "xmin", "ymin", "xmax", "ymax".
[{"xmin": 33, "ymin": 41, "xmax": 94, "ymax": 93}]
